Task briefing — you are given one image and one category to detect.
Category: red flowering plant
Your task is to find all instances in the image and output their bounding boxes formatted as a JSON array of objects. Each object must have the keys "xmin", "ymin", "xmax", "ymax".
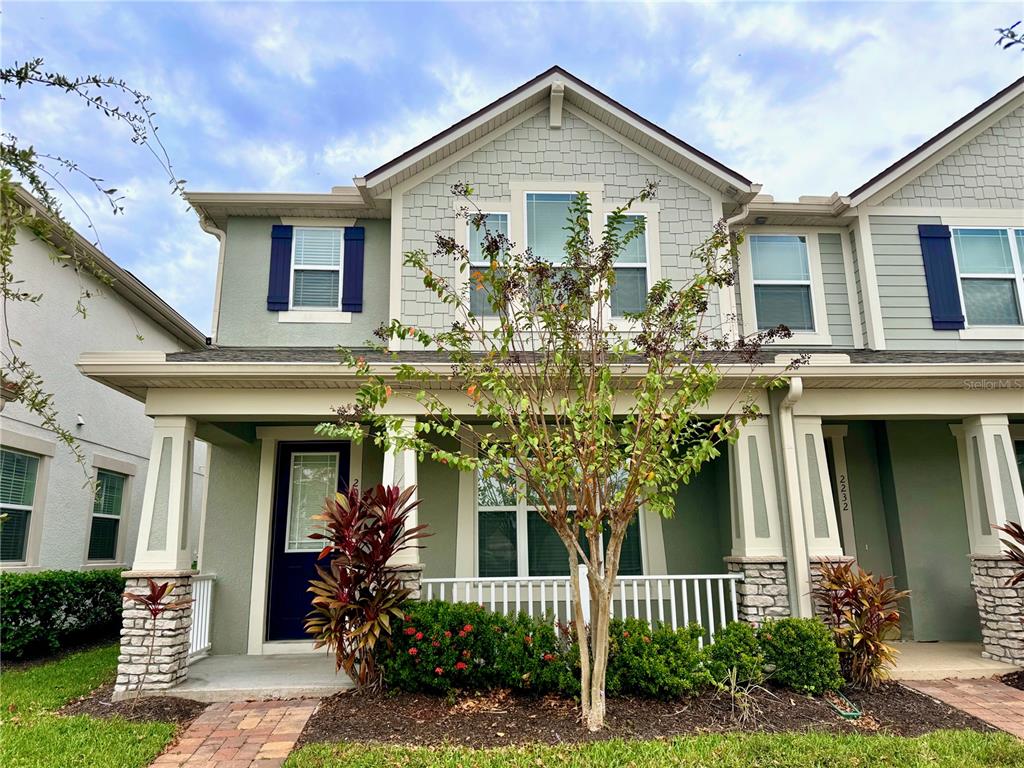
[
  {"xmin": 304, "ymin": 483, "xmax": 428, "ymax": 690},
  {"xmin": 379, "ymin": 600, "xmax": 566, "ymax": 694}
]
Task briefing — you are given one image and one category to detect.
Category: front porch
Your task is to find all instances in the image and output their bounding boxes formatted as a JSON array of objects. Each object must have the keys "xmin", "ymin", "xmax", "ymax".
[
  {"xmin": 170, "ymin": 653, "xmax": 350, "ymax": 703},
  {"xmin": 96, "ymin": 369, "xmax": 1022, "ymax": 697}
]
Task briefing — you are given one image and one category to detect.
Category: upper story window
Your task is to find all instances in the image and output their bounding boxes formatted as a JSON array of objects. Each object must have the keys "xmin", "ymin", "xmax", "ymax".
[
  {"xmin": 468, "ymin": 213, "xmax": 509, "ymax": 318},
  {"xmin": 88, "ymin": 470, "xmax": 125, "ymax": 561},
  {"xmin": 750, "ymin": 235, "xmax": 815, "ymax": 332},
  {"xmin": 951, "ymin": 227, "xmax": 1024, "ymax": 327},
  {"xmin": 609, "ymin": 214, "xmax": 648, "ymax": 317},
  {"xmin": 1, "ymin": 448, "xmax": 39, "ymax": 563},
  {"xmin": 476, "ymin": 468, "xmax": 642, "ymax": 578},
  {"xmin": 526, "ymin": 193, "xmax": 576, "ymax": 263},
  {"xmin": 291, "ymin": 227, "xmax": 343, "ymax": 309}
]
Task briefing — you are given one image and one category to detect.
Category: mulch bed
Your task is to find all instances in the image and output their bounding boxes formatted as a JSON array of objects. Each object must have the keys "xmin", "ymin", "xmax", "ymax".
[
  {"xmin": 59, "ymin": 683, "xmax": 207, "ymax": 727},
  {"xmin": 297, "ymin": 682, "xmax": 994, "ymax": 748},
  {"xmin": 1001, "ymin": 670, "xmax": 1024, "ymax": 691}
]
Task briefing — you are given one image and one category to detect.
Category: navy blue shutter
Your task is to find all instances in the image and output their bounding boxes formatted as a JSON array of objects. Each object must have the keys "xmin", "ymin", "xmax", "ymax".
[
  {"xmin": 267, "ymin": 225, "xmax": 293, "ymax": 311},
  {"xmin": 918, "ymin": 224, "xmax": 965, "ymax": 331},
  {"xmin": 342, "ymin": 227, "xmax": 365, "ymax": 312}
]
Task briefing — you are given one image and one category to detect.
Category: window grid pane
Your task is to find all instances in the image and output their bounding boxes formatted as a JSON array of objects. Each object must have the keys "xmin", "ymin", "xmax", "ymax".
[
  {"xmin": 292, "ymin": 270, "xmax": 340, "ymax": 308},
  {"xmin": 88, "ymin": 517, "xmax": 119, "ymax": 560},
  {"xmin": 754, "ymin": 284, "xmax": 815, "ymax": 331},
  {"xmin": 468, "ymin": 214, "xmax": 508, "ymax": 264},
  {"xmin": 293, "ymin": 228, "xmax": 342, "ymax": 267},
  {"xmin": 94, "ymin": 471, "xmax": 125, "ymax": 518},
  {"xmin": 611, "ymin": 267, "xmax": 647, "ymax": 316},
  {"xmin": 0, "ymin": 508, "xmax": 29, "ymax": 561},
  {"xmin": 1, "ymin": 449, "xmax": 39, "ymax": 506},
  {"xmin": 962, "ymin": 279, "xmax": 1022, "ymax": 326},
  {"xmin": 612, "ymin": 215, "xmax": 647, "ymax": 265},
  {"xmin": 954, "ymin": 228, "xmax": 1014, "ymax": 274},
  {"xmin": 287, "ymin": 453, "xmax": 338, "ymax": 551},
  {"xmin": 479, "ymin": 510, "xmax": 517, "ymax": 577},
  {"xmin": 526, "ymin": 193, "xmax": 574, "ymax": 263},
  {"xmin": 750, "ymin": 235, "xmax": 810, "ymax": 281}
]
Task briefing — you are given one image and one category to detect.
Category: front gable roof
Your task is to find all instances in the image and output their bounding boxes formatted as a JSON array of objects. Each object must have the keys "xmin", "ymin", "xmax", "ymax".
[
  {"xmin": 848, "ymin": 74, "xmax": 1024, "ymax": 207},
  {"xmin": 357, "ymin": 66, "xmax": 757, "ymax": 202}
]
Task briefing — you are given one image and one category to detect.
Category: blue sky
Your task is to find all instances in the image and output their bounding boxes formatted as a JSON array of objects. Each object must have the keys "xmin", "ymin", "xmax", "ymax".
[{"xmin": 4, "ymin": 1, "xmax": 1021, "ymax": 335}]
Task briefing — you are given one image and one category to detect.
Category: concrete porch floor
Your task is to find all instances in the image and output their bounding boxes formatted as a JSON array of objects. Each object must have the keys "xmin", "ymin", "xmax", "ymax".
[
  {"xmin": 166, "ymin": 653, "xmax": 353, "ymax": 703},
  {"xmin": 891, "ymin": 642, "xmax": 1019, "ymax": 681}
]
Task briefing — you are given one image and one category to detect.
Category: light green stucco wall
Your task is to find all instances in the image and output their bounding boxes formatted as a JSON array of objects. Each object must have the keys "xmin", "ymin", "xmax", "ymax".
[
  {"xmin": 215, "ymin": 217, "xmax": 391, "ymax": 347},
  {"xmin": 417, "ymin": 438, "xmax": 461, "ymax": 579},
  {"xmin": 880, "ymin": 420, "xmax": 979, "ymax": 642},
  {"xmin": 840, "ymin": 421, "xmax": 895, "ymax": 579},
  {"xmin": 202, "ymin": 439, "xmax": 261, "ymax": 655},
  {"xmin": 661, "ymin": 455, "xmax": 732, "ymax": 574}
]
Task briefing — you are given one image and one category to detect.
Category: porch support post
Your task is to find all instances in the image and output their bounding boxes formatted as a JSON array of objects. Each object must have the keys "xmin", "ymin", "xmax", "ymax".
[
  {"xmin": 115, "ymin": 416, "xmax": 197, "ymax": 698},
  {"xmin": 952, "ymin": 416, "xmax": 1024, "ymax": 664},
  {"xmin": 383, "ymin": 416, "xmax": 422, "ymax": 587},
  {"xmin": 793, "ymin": 416, "xmax": 852, "ymax": 617},
  {"xmin": 724, "ymin": 418, "xmax": 790, "ymax": 625}
]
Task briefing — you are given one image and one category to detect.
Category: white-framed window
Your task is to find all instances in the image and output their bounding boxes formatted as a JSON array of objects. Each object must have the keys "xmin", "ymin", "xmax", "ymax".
[
  {"xmin": 87, "ymin": 469, "xmax": 125, "ymax": 561},
  {"xmin": 475, "ymin": 469, "xmax": 643, "ymax": 578},
  {"xmin": 467, "ymin": 212, "xmax": 509, "ymax": 318},
  {"xmin": 285, "ymin": 452, "xmax": 339, "ymax": 552},
  {"xmin": 289, "ymin": 227, "xmax": 344, "ymax": 310},
  {"xmin": 525, "ymin": 192, "xmax": 578, "ymax": 263},
  {"xmin": 607, "ymin": 213, "xmax": 649, "ymax": 317},
  {"xmin": 951, "ymin": 227, "xmax": 1024, "ymax": 327},
  {"xmin": 741, "ymin": 231, "xmax": 831, "ymax": 345},
  {"xmin": 0, "ymin": 448, "xmax": 39, "ymax": 563}
]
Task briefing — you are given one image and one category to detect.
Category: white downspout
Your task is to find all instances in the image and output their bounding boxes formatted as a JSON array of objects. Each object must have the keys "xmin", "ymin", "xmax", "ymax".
[
  {"xmin": 199, "ymin": 216, "xmax": 226, "ymax": 344},
  {"xmin": 779, "ymin": 376, "xmax": 813, "ymax": 617}
]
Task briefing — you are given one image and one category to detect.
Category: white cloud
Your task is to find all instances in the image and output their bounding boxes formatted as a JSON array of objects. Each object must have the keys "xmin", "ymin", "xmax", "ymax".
[
  {"xmin": 221, "ymin": 140, "xmax": 311, "ymax": 191},
  {"xmin": 682, "ymin": 3, "xmax": 1022, "ymax": 198},
  {"xmin": 321, "ymin": 60, "xmax": 507, "ymax": 180}
]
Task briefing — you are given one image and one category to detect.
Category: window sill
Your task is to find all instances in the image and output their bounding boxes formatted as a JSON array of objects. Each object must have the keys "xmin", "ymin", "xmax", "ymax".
[
  {"xmin": 278, "ymin": 310, "xmax": 352, "ymax": 324},
  {"xmin": 958, "ymin": 326, "xmax": 1024, "ymax": 341},
  {"xmin": 83, "ymin": 561, "xmax": 126, "ymax": 571},
  {"xmin": 762, "ymin": 331, "xmax": 833, "ymax": 346}
]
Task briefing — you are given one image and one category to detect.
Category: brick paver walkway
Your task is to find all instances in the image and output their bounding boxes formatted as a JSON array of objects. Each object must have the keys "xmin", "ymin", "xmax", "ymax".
[
  {"xmin": 151, "ymin": 699, "xmax": 319, "ymax": 767},
  {"xmin": 904, "ymin": 678, "xmax": 1024, "ymax": 739}
]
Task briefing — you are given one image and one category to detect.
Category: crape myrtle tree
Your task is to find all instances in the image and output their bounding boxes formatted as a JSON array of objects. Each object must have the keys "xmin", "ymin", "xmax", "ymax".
[{"xmin": 317, "ymin": 182, "xmax": 796, "ymax": 730}]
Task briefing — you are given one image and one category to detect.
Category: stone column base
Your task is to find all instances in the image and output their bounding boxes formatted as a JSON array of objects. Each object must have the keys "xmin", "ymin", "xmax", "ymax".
[
  {"xmin": 970, "ymin": 555, "xmax": 1024, "ymax": 665},
  {"xmin": 724, "ymin": 556, "xmax": 791, "ymax": 626},
  {"xmin": 394, "ymin": 562, "xmax": 425, "ymax": 601},
  {"xmin": 808, "ymin": 555, "xmax": 856, "ymax": 622},
  {"xmin": 113, "ymin": 570, "xmax": 195, "ymax": 700}
]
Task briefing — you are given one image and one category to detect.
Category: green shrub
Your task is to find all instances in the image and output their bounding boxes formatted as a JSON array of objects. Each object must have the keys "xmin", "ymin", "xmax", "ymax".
[
  {"xmin": 704, "ymin": 621, "xmax": 765, "ymax": 686},
  {"xmin": 0, "ymin": 570, "xmax": 124, "ymax": 658},
  {"xmin": 606, "ymin": 619, "xmax": 711, "ymax": 698},
  {"xmin": 756, "ymin": 618, "xmax": 843, "ymax": 694},
  {"xmin": 379, "ymin": 601, "xmax": 569, "ymax": 694}
]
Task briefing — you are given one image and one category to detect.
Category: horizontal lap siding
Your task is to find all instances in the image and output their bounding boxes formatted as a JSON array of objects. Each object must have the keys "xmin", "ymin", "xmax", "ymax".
[
  {"xmin": 818, "ymin": 233, "xmax": 854, "ymax": 348},
  {"xmin": 871, "ymin": 215, "xmax": 1024, "ymax": 350}
]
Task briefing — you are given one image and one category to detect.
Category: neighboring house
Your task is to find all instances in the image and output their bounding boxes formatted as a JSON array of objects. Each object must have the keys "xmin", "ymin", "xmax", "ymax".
[
  {"xmin": 1, "ymin": 187, "xmax": 208, "ymax": 573},
  {"xmin": 76, "ymin": 67, "xmax": 1024, "ymax": 695}
]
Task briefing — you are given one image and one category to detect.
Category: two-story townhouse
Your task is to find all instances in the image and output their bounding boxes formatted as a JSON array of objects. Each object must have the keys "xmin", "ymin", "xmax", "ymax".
[
  {"xmin": 1, "ymin": 186, "xmax": 208, "ymax": 576},
  {"xmin": 76, "ymin": 67, "xmax": 1024, "ymax": 699}
]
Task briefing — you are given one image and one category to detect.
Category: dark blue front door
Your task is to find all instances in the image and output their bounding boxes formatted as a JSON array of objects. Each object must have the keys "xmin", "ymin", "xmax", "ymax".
[{"xmin": 267, "ymin": 441, "xmax": 349, "ymax": 641}]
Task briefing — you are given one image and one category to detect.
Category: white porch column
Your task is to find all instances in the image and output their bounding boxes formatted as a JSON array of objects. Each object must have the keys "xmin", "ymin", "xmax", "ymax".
[
  {"xmin": 952, "ymin": 415, "xmax": 1023, "ymax": 555},
  {"xmin": 952, "ymin": 415, "xmax": 1024, "ymax": 664},
  {"xmin": 133, "ymin": 416, "xmax": 198, "ymax": 571},
  {"xmin": 383, "ymin": 416, "xmax": 421, "ymax": 572},
  {"xmin": 724, "ymin": 418, "xmax": 790, "ymax": 625},
  {"xmin": 115, "ymin": 415, "xmax": 197, "ymax": 699}
]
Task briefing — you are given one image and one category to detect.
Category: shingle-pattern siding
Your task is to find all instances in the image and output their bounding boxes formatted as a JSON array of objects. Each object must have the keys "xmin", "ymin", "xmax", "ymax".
[
  {"xmin": 818, "ymin": 233, "xmax": 855, "ymax": 348},
  {"xmin": 400, "ymin": 110, "xmax": 715, "ymax": 334},
  {"xmin": 872, "ymin": 214, "xmax": 1024, "ymax": 350},
  {"xmin": 881, "ymin": 105, "xmax": 1024, "ymax": 208}
]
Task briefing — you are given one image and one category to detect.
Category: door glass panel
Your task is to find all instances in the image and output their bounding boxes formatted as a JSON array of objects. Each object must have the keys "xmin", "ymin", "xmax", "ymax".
[{"xmin": 286, "ymin": 452, "xmax": 338, "ymax": 551}]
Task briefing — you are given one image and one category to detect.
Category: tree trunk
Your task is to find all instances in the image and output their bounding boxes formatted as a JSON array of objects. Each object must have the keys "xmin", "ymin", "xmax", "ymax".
[
  {"xmin": 585, "ymin": 581, "xmax": 610, "ymax": 731},
  {"xmin": 569, "ymin": 552, "xmax": 592, "ymax": 719}
]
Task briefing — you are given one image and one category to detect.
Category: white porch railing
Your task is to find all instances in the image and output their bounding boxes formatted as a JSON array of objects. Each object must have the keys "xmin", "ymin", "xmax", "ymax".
[
  {"xmin": 422, "ymin": 565, "xmax": 742, "ymax": 647},
  {"xmin": 187, "ymin": 573, "xmax": 215, "ymax": 662}
]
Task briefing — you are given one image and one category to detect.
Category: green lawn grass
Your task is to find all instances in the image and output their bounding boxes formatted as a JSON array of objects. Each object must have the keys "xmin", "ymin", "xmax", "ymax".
[
  {"xmin": 0, "ymin": 643, "xmax": 177, "ymax": 768},
  {"xmin": 285, "ymin": 732, "xmax": 1024, "ymax": 768}
]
